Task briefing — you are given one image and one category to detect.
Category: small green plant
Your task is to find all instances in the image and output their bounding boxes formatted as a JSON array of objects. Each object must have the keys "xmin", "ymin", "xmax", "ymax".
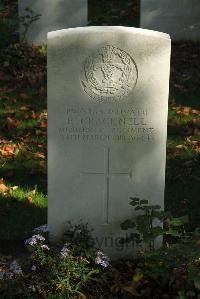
[
  {"xmin": 120, "ymin": 197, "xmax": 165, "ymax": 251},
  {"xmin": 19, "ymin": 7, "xmax": 41, "ymax": 42},
  {"xmin": 120, "ymin": 197, "xmax": 190, "ymax": 251}
]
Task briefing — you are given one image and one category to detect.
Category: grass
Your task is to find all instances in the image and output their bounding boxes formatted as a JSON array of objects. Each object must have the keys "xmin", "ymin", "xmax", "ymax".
[
  {"xmin": 0, "ymin": 1, "xmax": 47, "ymax": 247},
  {"xmin": 0, "ymin": 0, "xmax": 199, "ymax": 252}
]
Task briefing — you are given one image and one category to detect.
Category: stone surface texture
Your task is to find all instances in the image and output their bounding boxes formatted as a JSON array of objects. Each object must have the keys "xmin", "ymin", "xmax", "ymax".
[
  {"xmin": 48, "ymin": 26, "xmax": 171, "ymax": 258},
  {"xmin": 19, "ymin": 0, "xmax": 87, "ymax": 44},
  {"xmin": 141, "ymin": 0, "xmax": 200, "ymax": 40}
]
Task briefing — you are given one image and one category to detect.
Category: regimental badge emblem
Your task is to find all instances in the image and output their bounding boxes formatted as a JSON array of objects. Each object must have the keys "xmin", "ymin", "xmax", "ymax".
[{"xmin": 81, "ymin": 45, "xmax": 138, "ymax": 102}]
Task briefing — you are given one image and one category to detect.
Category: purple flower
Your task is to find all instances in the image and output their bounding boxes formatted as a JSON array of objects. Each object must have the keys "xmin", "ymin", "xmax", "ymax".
[
  {"xmin": 60, "ymin": 243, "xmax": 70, "ymax": 258},
  {"xmin": 25, "ymin": 234, "xmax": 45, "ymax": 246},
  {"xmin": 33, "ymin": 224, "xmax": 48, "ymax": 234},
  {"xmin": 95, "ymin": 250, "xmax": 110, "ymax": 268},
  {"xmin": 10, "ymin": 260, "xmax": 22, "ymax": 275},
  {"xmin": 0, "ymin": 271, "xmax": 5, "ymax": 280}
]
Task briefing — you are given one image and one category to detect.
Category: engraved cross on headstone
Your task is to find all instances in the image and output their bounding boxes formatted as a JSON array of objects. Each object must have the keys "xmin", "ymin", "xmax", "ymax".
[{"xmin": 81, "ymin": 148, "xmax": 132, "ymax": 224}]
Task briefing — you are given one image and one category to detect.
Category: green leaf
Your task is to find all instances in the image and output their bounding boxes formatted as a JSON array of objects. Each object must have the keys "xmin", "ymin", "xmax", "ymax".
[
  {"xmin": 140, "ymin": 199, "xmax": 148, "ymax": 205},
  {"xmin": 130, "ymin": 197, "xmax": 140, "ymax": 201},
  {"xmin": 186, "ymin": 290, "xmax": 196, "ymax": 297},
  {"xmin": 177, "ymin": 291, "xmax": 186, "ymax": 299},
  {"xmin": 188, "ymin": 265, "xmax": 200, "ymax": 287},
  {"xmin": 119, "ymin": 233, "xmax": 140, "ymax": 244},
  {"xmin": 194, "ymin": 276, "xmax": 200, "ymax": 290},
  {"xmin": 170, "ymin": 215, "xmax": 189, "ymax": 227},
  {"xmin": 130, "ymin": 232, "xmax": 140, "ymax": 239},
  {"xmin": 135, "ymin": 206, "xmax": 144, "ymax": 211},
  {"xmin": 165, "ymin": 229, "xmax": 181, "ymax": 237},
  {"xmin": 152, "ymin": 210, "xmax": 165, "ymax": 219},
  {"xmin": 120, "ymin": 219, "xmax": 136, "ymax": 230},
  {"xmin": 151, "ymin": 226, "xmax": 164, "ymax": 237},
  {"xmin": 136, "ymin": 215, "xmax": 150, "ymax": 230},
  {"xmin": 143, "ymin": 233, "xmax": 155, "ymax": 243},
  {"xmin": 129, "ymin": 197, "xmax": 140, "ymax": 206},
  {"xmin": 144, "ymin": 205, "xmax": 161, "ymax": 210},
  {"xmin": 133, "ymin": 272, "xmax": 143, "ymax": 282}
]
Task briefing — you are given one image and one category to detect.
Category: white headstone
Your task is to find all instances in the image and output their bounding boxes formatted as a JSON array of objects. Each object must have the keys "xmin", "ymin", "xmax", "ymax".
[
  {"xmin": 18, "ymin": 0, "xmax": 87, "ymax": 44},
  {"xmin": 141, "ymin": 0, "xmax": 200, "ymax": 40},
  {"xmin": 48, "ymin": 26, "xmax": 171, "ymax": 258}
]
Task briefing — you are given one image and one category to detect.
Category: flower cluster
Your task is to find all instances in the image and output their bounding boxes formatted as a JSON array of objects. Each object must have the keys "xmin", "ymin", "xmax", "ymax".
[
  {"xmin": 25, "ymin": 234, "xmax": 45, "ymax": 246},
  {"xmin": 60, "ymin": 243, "xmax": 70, "ymax": 259},
  {"xmin": 0, "ymin": 271, "xmax": 5, "ymax": 280},
  {"xmin": 33, "ymin": 224, "xmax": 48, "ymax": 234},
  {"xmin": 10, "ymin": 260, "xmax": 22, "ymax": 275},
  {"xmin": 95, "ymin": 250, "xmax": 110, "ymax": 268}
]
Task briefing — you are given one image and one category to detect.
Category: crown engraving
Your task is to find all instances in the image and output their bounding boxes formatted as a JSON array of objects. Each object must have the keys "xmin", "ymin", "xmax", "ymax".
[{"xmin": 81, "ymin": 45, "xmax": 138, "ymax": 102}]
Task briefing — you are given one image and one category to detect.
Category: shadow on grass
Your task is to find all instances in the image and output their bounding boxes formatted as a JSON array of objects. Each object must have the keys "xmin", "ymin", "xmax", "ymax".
[
  {"xmin": 0, "ymin": 166, "xmax": 47, "ymax": 194},
  {"xmin": 0, "ymin": 193, "xmax": 47, "ymax": 254},
  {"xmin": 170, "ymin": 87, "xmax": 200, "ymax": 111},
  {"xmin": 170, "ymin": 41, "xmax": 200, "ymax": 110},
  {"xmin": 165, "ymin": 152, "xmax": 200, "ymax": 229}
]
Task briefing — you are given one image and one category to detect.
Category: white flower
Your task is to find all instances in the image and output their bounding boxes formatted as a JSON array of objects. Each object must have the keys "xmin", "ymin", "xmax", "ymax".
[
  {"xmin": 95, "ymin": 250, "xmax": 110, "ymax": 268},
  {"xmin": 41, "ymin": 244, "xmax": 50, "ymax": 251},
  {"xmin": 33, "ymin": 224, "xmax": 48, "ymax": 234},
  {"xmin": 31, "ymin": 265, "xmax": 36, "ymax": 271},
  {"xmin": 28, "ymin": 285, "xmax": 36, "ymax": 292},
  {"xmin": 60, "ymin": 243, "xmax": 70, "ymax": 258},
  {"xmin": 0, "ymin": 271, "xmax": 5, "ymax": 280},
  {"xmin": 25, "ymin": 234, "xmax": 45, "ymax": 246},
  {"xmin": 10, "ymin": 260, "xmax": 22, "ymax": 275},
  {"xmin": 79, "ymin": 256, "xmax": 90, "ymax": 264}
]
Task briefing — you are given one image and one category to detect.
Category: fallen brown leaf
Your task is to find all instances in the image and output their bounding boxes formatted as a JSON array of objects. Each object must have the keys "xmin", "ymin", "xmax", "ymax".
[
  {"xmin": 7, "ymin": 117, "xmax": 19, "ymax": 129},
  {"xmin": 20, "ymin": 93, "xmax": 31, "ymax": 100},
  {"xmin": 39, "ymin": 161, "xmax": 45, "ymax": 168},
  {"xmin": 191, "ymin": 109, "xmax": 200, "ymax": 115},
  {"xmin": 176, "ymin": 145, "xmax": 187, "ymax": 150},
  {"xmin": 20, "ymin": 106, "xmax": 30, "ymax": 111},
  {"xmin": 10, "ymin": 186, "xmax": 18, "ymax": 191},
  {"xmin": 194, "ymin": 128, "xmax": 200, "ymax": 135},
  {"xmin": 176, "ymin": 106, "xmax": 191, "ymax": 115},
  {"xmin": 31, "ymin": 110, "xmax": 37, "ymax": 119},
  {"xmin": 38, "ymin": 86, "xmax": 46, "ymax": 97},
  {"xmin": 40, "ymin": 121, "xmax": 47, "ymax": 127},
  {"xmin": 192, "ymin": 118, "xmax": 200, "ymax": 125},
  {"xmin": 23, "ymin": 113, "xmax": 29, "ymax": 119},
  {"xmin": 27, "ymin": 196, "xmax": 33, "ymax": 204},
  {"xmin": 0, "ymin": 179, "xmax": 8, "ymax": 193},
  {"xmin": 35, "ymin": 152, "xmax": 45, "ymax": 159},
  {"xmin": 0, "ymin": 139, "xmax": 8, "ymax": 144},
  {"xmin": 37, "ymin": 144, "xmax": 44, "ymax": 148},
  {"xmin": 0, "ymin": 143, "xmax": 20, "ymax": 157},
  {"xmin": 35, "ymin": 130, "xmax": 46, "ymax": 136},
  {"xmin": 0, "ymin": 72, "xmax": 5, "ymax": 81}
]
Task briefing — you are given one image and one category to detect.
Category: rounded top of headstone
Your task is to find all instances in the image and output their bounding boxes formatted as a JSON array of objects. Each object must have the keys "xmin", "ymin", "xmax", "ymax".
[{"xmin": 47, "ymin": 26, "xmax": 171, "ymax": 41}]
